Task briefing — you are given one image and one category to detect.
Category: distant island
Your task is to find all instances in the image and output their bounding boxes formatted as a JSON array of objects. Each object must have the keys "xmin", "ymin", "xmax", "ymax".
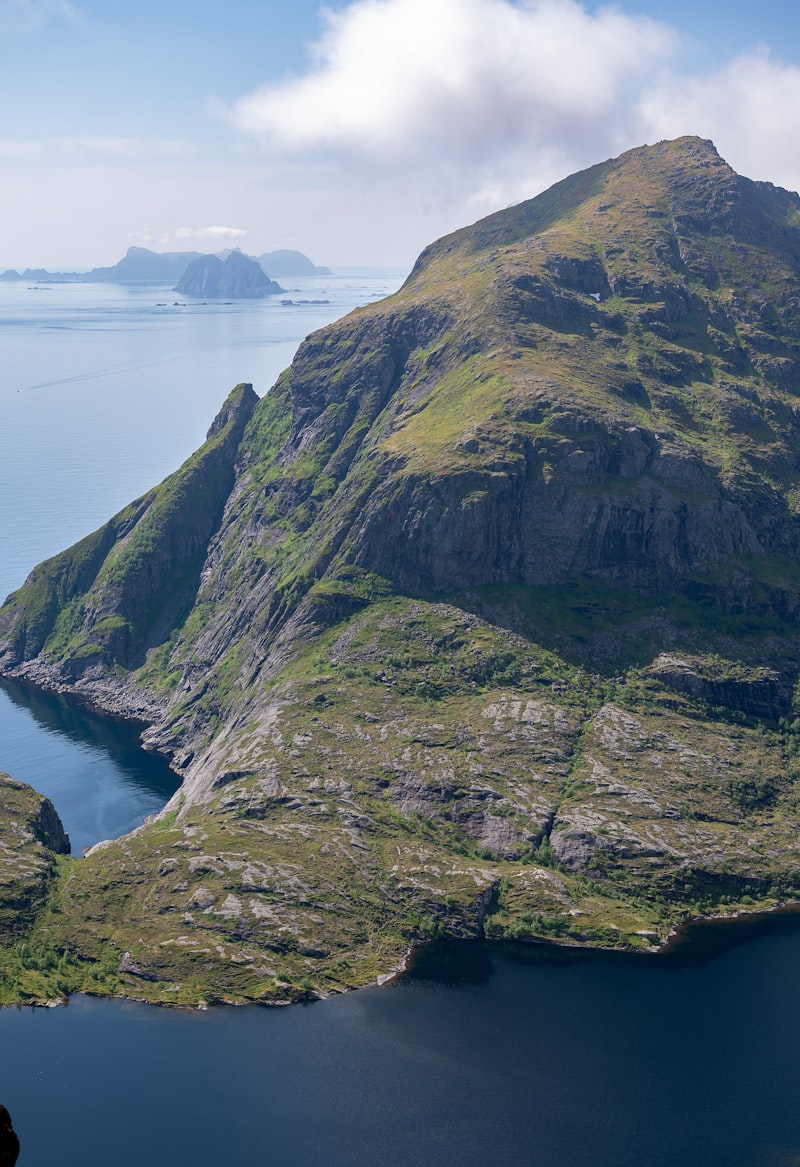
[
  {"xmin": 175, "ymin": 251, "xmax": 283, "ymax": 298},
  {"xmin": 0, "ymin": 245, "xmax": 331, "ymax": 289},
  {"xmin": 259, "ymin": 249, "xmax": 331, "ymax": 277}
]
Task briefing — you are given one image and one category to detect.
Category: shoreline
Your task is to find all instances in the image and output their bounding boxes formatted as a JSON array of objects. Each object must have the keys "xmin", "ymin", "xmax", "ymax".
[
  {"xmin": 4, "ymin": 673, "xmax": 800, "ymax": 1013},
  {"xmin": 8, "ymin": 901, "xmax": 800, "ymax": 1014}
]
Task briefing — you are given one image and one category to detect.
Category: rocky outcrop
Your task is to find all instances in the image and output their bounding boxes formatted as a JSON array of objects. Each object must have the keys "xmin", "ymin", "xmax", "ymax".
[
  {"xmin": 0, "ymin": 773, "xmax": 70, "ymax": 938},
  {"xmin": 0, "ymin": 383, "xmax": 258, "ymax": 674},
  {"xmin": 1, "ymin": 246, "xmax": 327, "ymax": 286},
  {"xmin": 175, "ymin": 251, "xmax": 283, "ymax": 298},
  {"xmin": 646, "ymin": 654, "xmax": 793, "ymax": 722},
  {"xmin": 0, "ymin": 1106, "xmax": 19, "ymax": 1167}
]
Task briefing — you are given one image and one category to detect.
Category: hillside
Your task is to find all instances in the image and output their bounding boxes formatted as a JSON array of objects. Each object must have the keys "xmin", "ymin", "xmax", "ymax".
[{"xmin": 3, "ymin": 136, "xmax": 800, "ymax": 1005}]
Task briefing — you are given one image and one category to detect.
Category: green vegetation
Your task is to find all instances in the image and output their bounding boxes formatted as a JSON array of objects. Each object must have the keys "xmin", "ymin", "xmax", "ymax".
[{"xmin": 4, "ymin": 137, "xmax": 800, "ymax": 1005}]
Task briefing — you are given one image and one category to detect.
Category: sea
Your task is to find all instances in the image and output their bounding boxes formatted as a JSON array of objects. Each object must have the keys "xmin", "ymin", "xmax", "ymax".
[{"xmin": 1, "ymin": 274, "xmax": 800, "ymax": 1167}]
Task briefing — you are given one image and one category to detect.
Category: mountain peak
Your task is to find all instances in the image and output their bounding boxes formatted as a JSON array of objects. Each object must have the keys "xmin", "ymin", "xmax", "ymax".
[{"xmin": 407, "ymin": 136, "xmax": 799, "ymax": 291}]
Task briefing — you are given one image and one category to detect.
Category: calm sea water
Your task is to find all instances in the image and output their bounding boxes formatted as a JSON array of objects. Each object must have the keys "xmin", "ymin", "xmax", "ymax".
[
  {"xmin": 0, "ymin": 273, "xmax": 405, "ymax": 602},
  {"xmin": 2, "ymin": 930, "xmax": 800, "ymax": 1167},
  {"xmin": 2, "ymin": 276, "xmax": 800, "ymax": 1167}
]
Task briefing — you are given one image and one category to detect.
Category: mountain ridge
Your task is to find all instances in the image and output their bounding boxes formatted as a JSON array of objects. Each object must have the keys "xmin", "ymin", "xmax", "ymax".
[
  {"xmin": 0, "ymin": 245, "xmax": 329, "ymax": 285},
  {"xmin": 3, "ymin": 136, "xmax": 800, "ymax": 1005}
]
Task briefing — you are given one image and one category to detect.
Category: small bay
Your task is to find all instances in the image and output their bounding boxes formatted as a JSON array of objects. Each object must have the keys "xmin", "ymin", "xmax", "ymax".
[{"xmin": 0, "ymin": 677, "xmax": 178, "ymax": 854}]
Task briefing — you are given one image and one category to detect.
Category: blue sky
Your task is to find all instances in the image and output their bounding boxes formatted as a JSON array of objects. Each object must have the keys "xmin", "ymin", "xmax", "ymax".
[{"xmin": 2, "ymin": 0, "xmax": 800, "ymax": 269}]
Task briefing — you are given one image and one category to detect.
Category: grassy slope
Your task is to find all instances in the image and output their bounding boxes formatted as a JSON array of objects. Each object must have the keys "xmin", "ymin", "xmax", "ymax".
[{"xmin": 5, "ymin": 590, "xmax": 800, "ymax": 1006}]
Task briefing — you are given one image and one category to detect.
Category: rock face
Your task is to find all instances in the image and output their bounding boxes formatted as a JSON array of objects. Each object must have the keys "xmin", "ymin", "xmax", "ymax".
[
  {"xmin": 175, "ymin": 251, "xmax": 283, "ymax": 298},
  {"xmin": 0, "ymin": 383, "xmax": 258, "ymax": 676},
  {"xmin": 0, "ymin": 772, "xmax": 69, "ymax": 938},
  {"xmin": 0, "ymin": 1106, "xmax": 19, "ymax": 1167},
  {"xmin": 4, "ymin": 137, "xmax": 800, "ymax": 1004}
]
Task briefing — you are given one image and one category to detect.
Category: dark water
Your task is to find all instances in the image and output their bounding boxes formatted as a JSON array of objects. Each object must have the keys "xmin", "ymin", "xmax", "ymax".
[
  {"xmin": 0, "ymin": 677, "xmax": 178, "ymax": 854},
  {"xmin": 2, "ymin": 674, "xmax": 799, "ymax": 1167},
  {"xmin": 2, "ymin": 928, "xmax": 800, "ymax": 1166}
]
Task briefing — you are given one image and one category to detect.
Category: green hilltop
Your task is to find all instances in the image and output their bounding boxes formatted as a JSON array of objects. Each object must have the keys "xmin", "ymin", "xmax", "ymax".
[{"xmin": 3, "ymin": 136, "xmax": 800, "ymax": 1005}]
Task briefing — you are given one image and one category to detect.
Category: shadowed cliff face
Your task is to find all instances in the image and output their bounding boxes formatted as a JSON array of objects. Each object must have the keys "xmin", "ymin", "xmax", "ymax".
[
  {"xmin": 175, "ymin": 251, "xmax": 283, "ymax": 298},
  {"xmin": 6, "ymin": 138, "xmax": 800, "ymax": 1006}
]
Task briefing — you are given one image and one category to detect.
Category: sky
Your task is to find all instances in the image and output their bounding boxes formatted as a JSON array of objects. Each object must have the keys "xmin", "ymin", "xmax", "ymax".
[{"xmin": 2, "ymin": 0, "xmax": 800, "ymax": 270}]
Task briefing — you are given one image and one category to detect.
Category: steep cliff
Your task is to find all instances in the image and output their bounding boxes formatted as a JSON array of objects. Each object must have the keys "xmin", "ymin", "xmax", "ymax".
[
  {"xmin": 4, "ymin": 137, "xmax": 800, "ymax": 1005},
  {"xmin": 0, "ymin": 774, "xmax": 68, "ymax": 939}
]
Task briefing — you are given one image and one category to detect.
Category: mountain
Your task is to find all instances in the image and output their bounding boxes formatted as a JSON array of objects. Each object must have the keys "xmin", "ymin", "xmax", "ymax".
[
  {"xmin": 88, "ymin": 246, "xmax": 205, "ymax": 283},
  {"xmin": 0, "ymin": 248, "xmax": 205, "ymax": 284},
  {"xmin": 0, "ymin": 246, "xmax": 327, "ymax": 286},
  {"xmin": 174, "ymin": 250, "xmax": 283, "ymax": 298},
  {"xmin": 259, "ymin": 249, "xmax": 332, "ymax": 277},
  {"xmin": 4, "ymin": 136, "xmax": 800, "ymax": 1005}
]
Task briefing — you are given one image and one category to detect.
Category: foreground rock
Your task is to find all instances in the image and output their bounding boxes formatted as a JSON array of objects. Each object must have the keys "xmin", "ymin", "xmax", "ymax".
[
  {"xmin": 0, "ymin": 773, "xmax": 69, "ymax": 939},
  {"xmin": 3, "ymin": 137, "xmax": 800, "ymax": 1004},
  {"xmin": 0, "ymin": 1106, "xmax": 19, "ymax": 1167}
]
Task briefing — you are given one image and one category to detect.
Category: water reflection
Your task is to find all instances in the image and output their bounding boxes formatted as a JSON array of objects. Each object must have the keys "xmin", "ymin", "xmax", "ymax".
[
  {"xmin": 0, "ymin": 677, "xmax": 178, "ymax": 853},
  {"xmin": 407, "ymin": 904, "xmax": 800, "ymax": 988},
  {"xmin": 6, "ymin": 913, "xmax": 800, "ymax": 1167}
]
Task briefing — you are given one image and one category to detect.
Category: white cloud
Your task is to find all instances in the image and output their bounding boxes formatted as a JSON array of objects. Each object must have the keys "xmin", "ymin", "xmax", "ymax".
[
  {"xmin": 8, "ymin": 0, "xmax": 800, "ymax": 272},
  {"xmin": 0, "ymin": 138, "xmax": 42, "ymax": 159},
  {"xmin": 224, "ymin": 0, "xmax": 800, "ymax": 236},
  {"xmin": 174, "ymin": 225, "xmax": 249, "ymax": 240},
  {"xmin": 131, "ymin": 231, "xmax": 172, "ymax": 246},
  {"xmin": 231, "ymin": 0, "xmax": 676, "ymax": 168},
  {"xmin": 635, "ymin": 48, "xmax": 800, "ymax": 195}
]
